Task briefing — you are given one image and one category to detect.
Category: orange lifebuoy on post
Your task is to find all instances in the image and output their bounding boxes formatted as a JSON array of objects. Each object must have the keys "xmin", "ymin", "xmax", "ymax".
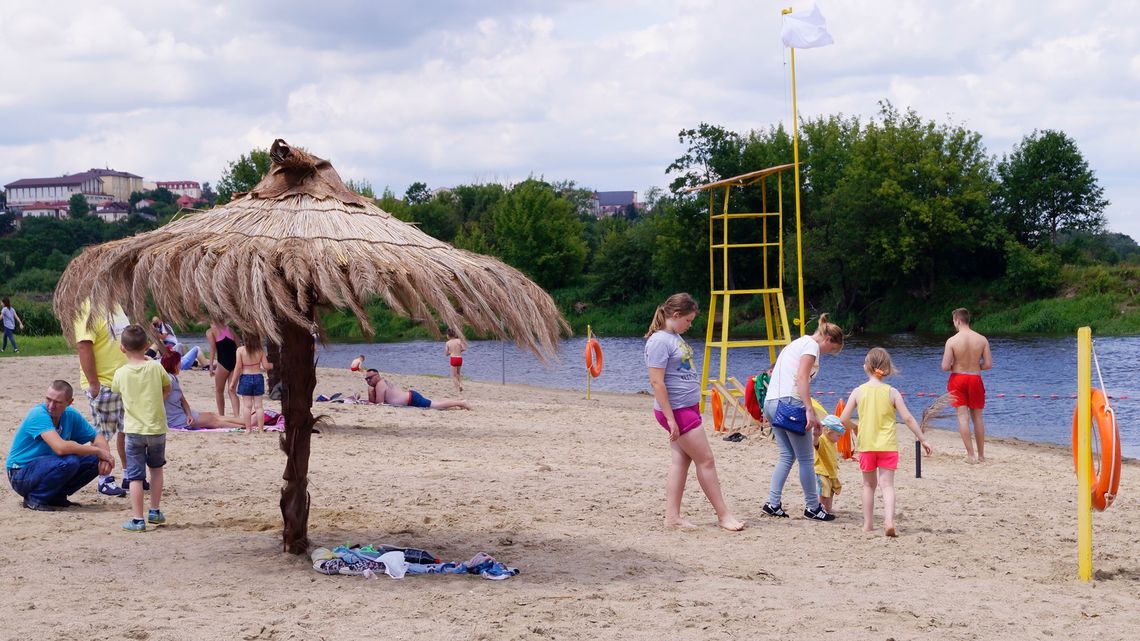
[
  {"xmin": 584, "ymin": 338, "xmax": 603, "ymax": 378},
  {"xmin": 834, "ymin": 399, "xmax": 855, "ymax": 460},
  {"xmin": 711, "ymin": 389, "xmax": 725, "ymax": 432},
  {"xmin": 1071, "ymin": 388, "xmax": 1121, "ymax": 511}
]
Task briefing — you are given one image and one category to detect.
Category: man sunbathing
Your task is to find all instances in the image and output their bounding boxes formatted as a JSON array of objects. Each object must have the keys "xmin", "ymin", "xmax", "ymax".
[{"xmin": 363, "ymin": 369, "xmax": 471, "ymax": 410}]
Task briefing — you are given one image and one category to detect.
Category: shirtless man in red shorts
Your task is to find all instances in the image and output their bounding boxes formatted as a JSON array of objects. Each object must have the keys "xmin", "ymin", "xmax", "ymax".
[{"xmin": 941, "ymin": 308, "xmax": 992, "ymax": 462}]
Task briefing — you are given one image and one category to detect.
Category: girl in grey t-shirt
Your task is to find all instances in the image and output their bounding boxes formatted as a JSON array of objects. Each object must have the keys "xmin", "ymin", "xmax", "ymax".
[{"xmin": 645, "ymin": 293, "xmax": 744, "ymax": 532}]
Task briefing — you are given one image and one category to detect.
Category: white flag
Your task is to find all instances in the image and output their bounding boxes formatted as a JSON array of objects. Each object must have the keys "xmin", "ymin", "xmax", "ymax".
[{"xmin": 781, "ymin": 3, "xmax": 834, "ymax": 49}]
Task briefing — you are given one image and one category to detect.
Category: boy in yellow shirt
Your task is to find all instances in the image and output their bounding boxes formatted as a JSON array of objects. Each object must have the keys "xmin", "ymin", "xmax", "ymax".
[{"xmin": 111, "ymin": 324, "xmax": 171, "ymax": 532}]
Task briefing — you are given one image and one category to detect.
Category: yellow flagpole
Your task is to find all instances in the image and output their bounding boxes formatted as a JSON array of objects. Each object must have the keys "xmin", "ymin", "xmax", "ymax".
[{"xmin": 783, "ymin": 7, "xmax": 807, "ymax": 336}]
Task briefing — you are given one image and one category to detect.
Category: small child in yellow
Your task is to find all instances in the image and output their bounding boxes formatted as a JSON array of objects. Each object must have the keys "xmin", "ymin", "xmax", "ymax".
[
  {"xmin": 814, "ymin": 414, "xmax": 845, "ymax": 512},
  {"xmin": 111, "ymin": 324, "xmax": 171, "ymax": 533}
]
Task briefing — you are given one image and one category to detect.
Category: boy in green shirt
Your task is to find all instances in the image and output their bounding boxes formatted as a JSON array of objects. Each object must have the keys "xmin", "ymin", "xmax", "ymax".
[{"xmin": 111, "ymin": 324, "xmax": 171, "ymax": 532}]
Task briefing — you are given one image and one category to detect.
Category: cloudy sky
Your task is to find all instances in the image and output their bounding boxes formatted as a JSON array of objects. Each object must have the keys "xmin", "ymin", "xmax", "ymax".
[{"xmin": 2, "ymin": 0, "xmax": 1137, "ymax": 236}]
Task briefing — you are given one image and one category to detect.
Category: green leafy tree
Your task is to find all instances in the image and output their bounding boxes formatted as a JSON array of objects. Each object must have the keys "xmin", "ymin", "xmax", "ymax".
[
  {"xmin": 216, "ymin": 149, "xmax": 271, "ymax": 204},
  {"xmin": 201, "ymin": 181, "xmax": 217, "ymax": 204},
  {"xmin": 666, "ymin": 123, "xmax": 745, "ymax": 192},
  {"xmin": 814, "ymin": 104, "xmax": 1001, "ymax": 312},
  {"xmin": 591, "ymin": 217, "xmax": 655, "ymax": 303},
  {"xmin": 996, "ymin": 129, "xmax": 1109, "ymax": 247},
  {"xmin": 404, "ymin": 181, "xmax": 431, "ymax": 205},
  {"xmin": 68, "ymin": 193, "xmax": 90, "ymax": 218},
  {"xmin": 490, "ymin": 179, "xmax": 587, "ymax": 289},
  {"xmin": 408, "ymin": 193, "xmax": 462, "ymax": 241},
  {"xmin": 345, "ymin": 178, "xmax": 376, "ymax": 199}
]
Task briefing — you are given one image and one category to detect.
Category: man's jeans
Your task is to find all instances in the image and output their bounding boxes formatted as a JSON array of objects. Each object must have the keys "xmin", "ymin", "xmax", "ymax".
[{"xmin": 8, "ymin": 454, "xmax": 99, "ymax": 505}]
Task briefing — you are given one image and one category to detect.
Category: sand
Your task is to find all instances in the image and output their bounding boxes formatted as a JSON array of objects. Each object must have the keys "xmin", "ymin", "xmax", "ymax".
[{"xmin": 1, "ymin": 355, "xmax": 1138, "ymax": 640}]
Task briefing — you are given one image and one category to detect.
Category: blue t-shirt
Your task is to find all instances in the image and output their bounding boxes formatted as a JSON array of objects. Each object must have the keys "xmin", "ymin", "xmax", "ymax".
[
  {"xmin": 6, "ymin": 404, "xmax": 97, "ymax": 469},
  {"xmin": 645, "ymin": 330, "xmax": 700, "ymax": 410}
]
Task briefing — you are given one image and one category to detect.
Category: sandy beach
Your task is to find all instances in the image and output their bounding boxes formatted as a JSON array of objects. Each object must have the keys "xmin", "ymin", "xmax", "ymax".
[{"xmin": 1, "ymin": 354, "xmax": 1138, "ymax": 640}]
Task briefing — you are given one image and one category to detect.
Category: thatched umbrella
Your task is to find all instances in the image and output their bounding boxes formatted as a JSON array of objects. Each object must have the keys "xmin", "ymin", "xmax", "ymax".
[{"xmin": 54, "ymin": 139, "xmax": 569, "ymax": 554}]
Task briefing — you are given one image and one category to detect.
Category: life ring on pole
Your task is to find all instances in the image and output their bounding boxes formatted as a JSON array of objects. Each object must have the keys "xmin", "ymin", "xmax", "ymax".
[
  {"xmin": 711, "ymin": 389, "xmax": 725, "ymax": 432},
  {"xmin": 584, "ymin": 338, "xmax": 603, "ymax": 378},
  {"xmin": 1071, "ymin": 388, "xmax": 1121, "ymax": 511}
]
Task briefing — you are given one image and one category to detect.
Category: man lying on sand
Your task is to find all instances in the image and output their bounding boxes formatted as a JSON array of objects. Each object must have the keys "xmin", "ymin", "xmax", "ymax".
[{"xmin": 363, "ymin": 369, "xmax": 471, "ymax": 410}]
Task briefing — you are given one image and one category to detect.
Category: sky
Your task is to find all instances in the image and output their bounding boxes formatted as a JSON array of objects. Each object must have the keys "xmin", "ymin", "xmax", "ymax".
[{"xmin": 2, "ymin": 0, "xmax": 1138, "ymax": 237}]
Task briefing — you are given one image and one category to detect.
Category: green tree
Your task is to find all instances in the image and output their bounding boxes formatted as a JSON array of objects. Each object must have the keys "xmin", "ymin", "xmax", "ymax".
[
  {"xmin": 404, "ymin": 181, "xmax": 431, "ymax": 205},
  {"xmin": 666, "ymin": 123, "xmax": 745, "ymax": 192},
  {"xmin": 996, "ymin": 129, "xmax": 1109, "ymax": 247},
  {"xmin": 408, "ymin": 193, "xmax": 462, "ymax": 241},
  {"xmin": 812, "ymin": 104, "xmax": 1001, "ymax": 313},
  {"xmin": 490, "ymin": 179, "xmax": 587, "ymax": 289},
  {"xmin": 590, "ymin": 217, "xmax": 654, "ymax": 303},
  {"xmin": 216, "ymin": 149, "xmax": 271, "ymax": 204},
  {"xmin": 68, "ymin": 193, "xmax": 90, "ymax": 218},
  {"xmin": 345, "ymin": 178, "xmax": 376, "ymax": 199},
  {"xmin": 201, "ymin": 181, "xmax": 217, "ymax": 204}
]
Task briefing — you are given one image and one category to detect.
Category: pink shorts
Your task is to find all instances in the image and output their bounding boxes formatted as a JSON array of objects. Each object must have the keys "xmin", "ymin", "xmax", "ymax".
[
  {"xmin": 859, "ymin": 450, "xmax": 899, "ymax": 472},
  {"xmin": 653, "ymin": 404, "xmax": 703, "ymax": 436}
]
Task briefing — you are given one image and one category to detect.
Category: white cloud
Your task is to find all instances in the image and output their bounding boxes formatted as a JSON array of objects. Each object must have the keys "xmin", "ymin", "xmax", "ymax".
[{"xmin": 1, "ymin": 0, "xmax": 1138, "ymax": 237}]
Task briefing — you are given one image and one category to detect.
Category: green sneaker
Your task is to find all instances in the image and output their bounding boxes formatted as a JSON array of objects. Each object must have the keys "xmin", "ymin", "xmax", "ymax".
[
  {"xmin": 123, "ymin": 518, "xmax": 146, "ymax": 533},
  {"xmin": 147, "ymin": 509, "xmax": 166, "ymax": 525}
]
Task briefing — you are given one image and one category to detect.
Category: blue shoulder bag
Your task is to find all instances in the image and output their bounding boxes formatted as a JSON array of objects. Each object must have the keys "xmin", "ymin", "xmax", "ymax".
[{"xmin": 771, "ymin": 399, "xmax": 807, "ymax": 435}]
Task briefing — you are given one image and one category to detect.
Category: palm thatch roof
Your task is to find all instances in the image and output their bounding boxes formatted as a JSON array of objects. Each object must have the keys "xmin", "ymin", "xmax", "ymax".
[{"xmin": 54, "ymin": 139, "xmax": 568, "ymax": 354}]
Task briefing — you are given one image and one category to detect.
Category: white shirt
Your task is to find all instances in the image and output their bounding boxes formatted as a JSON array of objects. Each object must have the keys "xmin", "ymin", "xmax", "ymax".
[{"xmin": 768, "ymin": 335, "xmax": 821, "ymax": 402}]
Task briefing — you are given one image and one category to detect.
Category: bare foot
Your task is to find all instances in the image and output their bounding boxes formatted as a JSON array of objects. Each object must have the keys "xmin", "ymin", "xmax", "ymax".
[
  {"xmin": 977, "ymin": 456, "xmax": 986, "ymax": 463},
  {"xmin": 885, "ymin": 526, "xmax": 897, "ymax": 537},
  {"xmin": 665, "ymin": 519, "xmax": 698, "ymax": 530},
  {"xmin": 965, "ymin": 456, "xmax": 979, "ymax": 464},
  {"xmin": 718, "ymin": 517, "xmax": 746, "ymax": 532},
  {"xmin": 863, "ymin": 526, "xmax": 875, "ymax": 533}
]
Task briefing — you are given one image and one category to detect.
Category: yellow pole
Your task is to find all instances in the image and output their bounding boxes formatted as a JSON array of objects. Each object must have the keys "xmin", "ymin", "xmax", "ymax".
[
  {"xmin": 1076, "ymin": 326, "xmax": 1092, "ymax": 582},
  {"xmin": 586, "ymin": 325, "xmax": 593, "ymax": 400},
  {"xmin": 783, "ymin": 7, "xmax": 807, "ymax": 336}
]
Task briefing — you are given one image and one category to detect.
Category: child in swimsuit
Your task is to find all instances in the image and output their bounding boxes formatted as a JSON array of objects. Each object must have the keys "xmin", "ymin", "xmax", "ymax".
[
  {"xmin": 229, "ymin": 334, "xmax": 273, "ymax": 433},
  {"xmin": 839, "ymin": 347, "xmax": 932, "ymax": 537},
  {"xmin": 350, "ymin": 354, "xmax": 365, "ymax": 372},
  {"xmin": 444, "ymin": 328, "xmax": 467, "ymax": 394}
]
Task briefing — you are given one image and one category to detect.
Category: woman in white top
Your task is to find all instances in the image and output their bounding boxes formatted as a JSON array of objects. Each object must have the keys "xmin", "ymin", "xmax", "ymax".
[{"xmin": 761, "ymin": 313, "xmax": 845, "ymax": 522}]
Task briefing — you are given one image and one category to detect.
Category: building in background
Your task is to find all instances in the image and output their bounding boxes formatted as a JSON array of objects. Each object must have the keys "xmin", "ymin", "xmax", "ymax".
[
  {"xmin": 4, "ymin": 168, "xmax": 141, "ymax": 214},
  {"xmin": 154, "ymin": 180, "xmax": 202, "ymax": 199},
  {"xmin": 591, "ymin": 190, "xmax": 645, "ymax": 218},
  {"xmin": 20, "ymin": 201, "xmax": 71, "ymax": 219}
]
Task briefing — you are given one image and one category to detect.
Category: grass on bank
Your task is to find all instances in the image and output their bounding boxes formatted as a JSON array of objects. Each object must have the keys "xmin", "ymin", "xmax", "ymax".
[{"xmin": 0, "ymin": 335, "xmax": 74, "ymax": 357}]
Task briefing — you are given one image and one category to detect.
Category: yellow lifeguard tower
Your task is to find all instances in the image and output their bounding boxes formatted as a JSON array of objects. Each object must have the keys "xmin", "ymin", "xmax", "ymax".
[{"xmin": 684, "ymin": 164, "xmax": 804, "ymax": 411}]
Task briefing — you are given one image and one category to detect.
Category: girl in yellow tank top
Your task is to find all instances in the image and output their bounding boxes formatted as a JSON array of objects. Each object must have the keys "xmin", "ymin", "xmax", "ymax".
[{"xmin": 838, "ymin": 347, "xmax": 932, "ymax": 537}]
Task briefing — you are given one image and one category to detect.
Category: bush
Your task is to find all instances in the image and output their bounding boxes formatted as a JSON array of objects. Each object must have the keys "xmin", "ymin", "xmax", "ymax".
[
  {"xmin": 1001, "ymin": 241, "xmax": 1060, "ymax": 298},
  {"xmin": 3, "ymin": 268, "xmax": 62, "ymax": 294}
]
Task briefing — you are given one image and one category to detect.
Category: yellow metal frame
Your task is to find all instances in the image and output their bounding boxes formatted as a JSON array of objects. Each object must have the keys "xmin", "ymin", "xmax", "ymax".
[{"xmin": 684, "ymin": 165, "xmax": 797, "ymax": 410}]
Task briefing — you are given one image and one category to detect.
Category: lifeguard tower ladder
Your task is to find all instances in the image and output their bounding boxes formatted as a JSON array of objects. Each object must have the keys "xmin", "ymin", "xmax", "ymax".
[{"xmin": 685, "ymin": 164, "xmax": 800, "ymax": 411}]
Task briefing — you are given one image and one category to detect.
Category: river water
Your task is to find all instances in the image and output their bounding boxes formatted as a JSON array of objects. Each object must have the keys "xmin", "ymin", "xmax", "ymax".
[{"xmin": 302, "ymin": 333, "xmax": 1140, "ymax": 458}]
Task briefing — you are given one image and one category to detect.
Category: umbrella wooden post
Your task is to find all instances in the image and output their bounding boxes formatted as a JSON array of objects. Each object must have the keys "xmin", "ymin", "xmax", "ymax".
[{"xmin": 280, "ymin": 320, "xmax": 317, "ymax": 554}]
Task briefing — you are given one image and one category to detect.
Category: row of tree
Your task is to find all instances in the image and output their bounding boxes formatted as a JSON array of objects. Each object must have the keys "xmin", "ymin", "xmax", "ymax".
[{"xmin": 2, "ymin": 102, "xmax": 1132, "ymax": 333}]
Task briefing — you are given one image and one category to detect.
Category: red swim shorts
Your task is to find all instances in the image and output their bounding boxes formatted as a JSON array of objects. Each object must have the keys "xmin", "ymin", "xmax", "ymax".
[
  {"xmin": 947, "ymin": 372, "xmax": 985, "ymax": 409},
  {"xmin": 450, "ymin": 356, "xmax": 463, "ymax": 367},
  {"xmin": 653, "ymin": 404, "xmax": 703, "ymax": 436},
  {"xmin": 859, "ymin": 450, "xmax": 899, "ymax": 472}
]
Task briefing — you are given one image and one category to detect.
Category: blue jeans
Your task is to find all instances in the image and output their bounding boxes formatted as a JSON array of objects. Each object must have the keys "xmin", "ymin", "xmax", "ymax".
[
  {"xmin": 8, "ymin": 454, "xmax": 99, "ymax": 505},
  {"xmin": 764, "ymin": 397, "xmax": 820, "ymax": 511},
  {"xmin": 2, "ymin": 327, "xmax": 16, "ymax": 351},
  {"xmin": 180, "ymin": 346, "xmax": 200, "ymax": 370}
]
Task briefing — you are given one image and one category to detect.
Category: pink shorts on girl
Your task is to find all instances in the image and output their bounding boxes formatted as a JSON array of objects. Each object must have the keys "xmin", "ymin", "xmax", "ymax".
[
  {"xmin": 859, "ymin": 450, "xmax": 899, "ymax": 472},
  {"xmin": 653, "ymin": 404, "xmax": 703, "ymax": 436}
]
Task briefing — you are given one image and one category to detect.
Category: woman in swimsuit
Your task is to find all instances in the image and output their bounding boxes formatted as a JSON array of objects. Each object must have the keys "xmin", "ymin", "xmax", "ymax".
[
  {"xmin": 206, "ymin": 320, "xmax": 240, "ymax": 418},
  {"xmin": 229, "ymin": 333, "xmax": 273, "ymax": 433}
]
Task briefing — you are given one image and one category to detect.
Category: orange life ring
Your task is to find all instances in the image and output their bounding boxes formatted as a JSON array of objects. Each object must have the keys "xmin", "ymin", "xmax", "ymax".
[
  {"xmin": 834, "ymin": 399, "xmax": 855, "ymax": 460},
  {"xmin": 584, "ymin": 338, "xmax": 603, "ymax": 378},
  {"xmin": 1071, "ymin": 388, "xmax": 1121, "ymax": 511},
  {"xmin": 711, "ymin": 389, "xmax": 725, "ymax": 432}
]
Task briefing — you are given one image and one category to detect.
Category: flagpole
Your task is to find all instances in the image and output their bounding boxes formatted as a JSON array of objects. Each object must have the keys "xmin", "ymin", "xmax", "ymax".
[{"xmin": 782, "ymin": 7, "xmax": 807, "ymax": 336}]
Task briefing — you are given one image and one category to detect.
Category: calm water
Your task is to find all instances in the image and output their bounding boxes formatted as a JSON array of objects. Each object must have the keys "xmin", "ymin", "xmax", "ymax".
[{"xmin": 187, "ymin": 333, "xmax": 1140, "ymax": 458}]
